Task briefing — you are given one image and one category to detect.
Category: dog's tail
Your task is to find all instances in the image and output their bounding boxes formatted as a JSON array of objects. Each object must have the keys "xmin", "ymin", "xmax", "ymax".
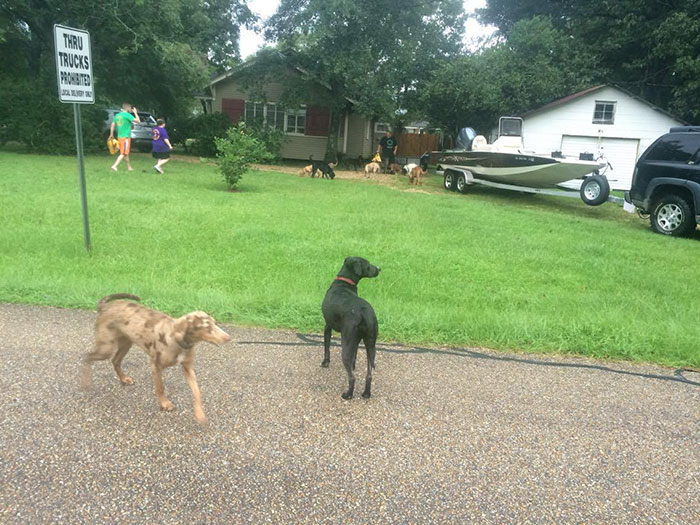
[{"xmin": 97, "ymin": 293, "xmax": 141, "ymax": 310}]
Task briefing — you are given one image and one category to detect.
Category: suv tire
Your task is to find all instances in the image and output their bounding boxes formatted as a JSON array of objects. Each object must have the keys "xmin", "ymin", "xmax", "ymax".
[{"xmin": 650, "ymin": 194, "xmax": 695, "ymax": 236}]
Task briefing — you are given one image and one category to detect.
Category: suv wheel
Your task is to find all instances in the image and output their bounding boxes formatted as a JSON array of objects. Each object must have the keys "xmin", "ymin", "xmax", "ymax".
[{"xmin": 650, "ymin": 194, "xmax": 695, "ymax": 236}]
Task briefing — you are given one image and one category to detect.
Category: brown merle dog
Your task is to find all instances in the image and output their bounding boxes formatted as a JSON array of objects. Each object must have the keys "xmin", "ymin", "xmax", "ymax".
[{"xmin": 80, "ymin": 294, "xmax": 230, "ymax": 425}]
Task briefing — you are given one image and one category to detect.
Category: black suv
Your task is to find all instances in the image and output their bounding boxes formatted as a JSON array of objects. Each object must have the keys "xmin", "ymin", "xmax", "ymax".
[{"xmin": 625, "ymin": 127, "xmax": 700, "ymax": 236}]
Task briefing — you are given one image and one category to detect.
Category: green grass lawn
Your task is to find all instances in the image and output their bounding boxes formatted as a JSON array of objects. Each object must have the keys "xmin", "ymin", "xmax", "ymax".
[{"xmin": 1, "ymin": 150, "xmax": 698, "ymax": 368}]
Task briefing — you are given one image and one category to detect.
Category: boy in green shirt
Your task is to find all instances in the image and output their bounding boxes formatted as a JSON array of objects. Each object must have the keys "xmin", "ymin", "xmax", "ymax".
[{"xmin": 110, "ymin": 103, "xmax": 140, "ymax": 171}]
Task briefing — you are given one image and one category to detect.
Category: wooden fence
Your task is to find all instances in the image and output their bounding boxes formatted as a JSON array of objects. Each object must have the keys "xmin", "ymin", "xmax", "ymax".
[{"xmin": 395, "ymin": 133, "xmax": 441, "ymax": 157}]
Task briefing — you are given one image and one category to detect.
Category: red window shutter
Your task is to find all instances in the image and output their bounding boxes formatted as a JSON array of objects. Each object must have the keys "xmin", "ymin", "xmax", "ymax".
[
  {"xmin": 305, "ymin": 105, "xmax": 330, "ymax": 136},
  {"xmin": 222, "ymin": 98, "xmax": 244, "ymax": 123}
]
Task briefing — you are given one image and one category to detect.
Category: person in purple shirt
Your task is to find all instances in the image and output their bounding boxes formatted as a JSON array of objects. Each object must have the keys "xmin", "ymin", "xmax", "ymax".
[{"xmin": 152, "ymin": 119, "xmax": 173, "ymax": 174}]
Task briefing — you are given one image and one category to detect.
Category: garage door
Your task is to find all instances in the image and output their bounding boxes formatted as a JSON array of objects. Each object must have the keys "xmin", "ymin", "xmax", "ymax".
[{"xmin": 559, "ymin": 135, "xmax": 640, "ymax": 190}]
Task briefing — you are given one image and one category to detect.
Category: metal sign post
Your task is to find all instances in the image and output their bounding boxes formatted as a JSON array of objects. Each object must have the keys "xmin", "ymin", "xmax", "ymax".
[{"xmin": 54, "ymin": 24, "xmax": 94, "ymax": 251}]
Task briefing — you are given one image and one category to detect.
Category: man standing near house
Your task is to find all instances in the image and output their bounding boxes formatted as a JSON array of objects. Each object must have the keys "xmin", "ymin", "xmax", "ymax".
[
  {"xmin": 377, "ymin": 130, "xmax": 399, "ymax": 173},
  {"xmin": 110, "ymin": 103, "xmax": 140, "ymax": 172}
]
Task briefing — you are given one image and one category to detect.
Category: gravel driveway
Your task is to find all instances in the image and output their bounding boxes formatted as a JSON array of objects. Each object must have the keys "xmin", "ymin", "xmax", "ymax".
[{"xmin": 1, "ymin": 303, "xmax": 698, "ymax": 523}]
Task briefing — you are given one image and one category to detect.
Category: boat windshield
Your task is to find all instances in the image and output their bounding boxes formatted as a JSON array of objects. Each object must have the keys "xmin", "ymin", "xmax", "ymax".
[{"xmin": 499, "ymin": 117, "xmax": 523, "ymax": 137}]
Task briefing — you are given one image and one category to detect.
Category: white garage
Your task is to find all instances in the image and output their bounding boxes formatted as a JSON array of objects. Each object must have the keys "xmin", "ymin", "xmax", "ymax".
[
  {"xmin": 516, "ymin": 85, "xmax": 686, "ymax": 190},
  {"xmin": 560, "ymin": 135, "xmax": 640, "ymax": 190}
]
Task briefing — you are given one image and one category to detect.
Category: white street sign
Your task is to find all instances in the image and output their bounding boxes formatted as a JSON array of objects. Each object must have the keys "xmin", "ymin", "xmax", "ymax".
[{"xmin": 54, "ymin": 24, "xmax": 94, "ymax": 104}]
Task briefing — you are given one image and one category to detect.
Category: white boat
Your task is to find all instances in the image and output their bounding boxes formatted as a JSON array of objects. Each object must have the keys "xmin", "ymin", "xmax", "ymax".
[
  {"xmin": 436, "ymin": 117, "xmax": 614, "ymax": 206},
  {"xmin": 436, "ymin": 117, "xmax": 606, "ymax": 188}
]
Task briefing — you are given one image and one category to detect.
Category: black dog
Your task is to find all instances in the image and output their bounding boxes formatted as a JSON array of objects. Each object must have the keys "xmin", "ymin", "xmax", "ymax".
[
  {"xmin": 321, "ymin": 257, "xmax": 381, "ymax": 399},
  {"xmin": 309, "ymin": 157, "xmax": 337, "ymax": 179},
  {"xmin": 351, "ymin": 155, "xmax": 365, "ymax": 172}
]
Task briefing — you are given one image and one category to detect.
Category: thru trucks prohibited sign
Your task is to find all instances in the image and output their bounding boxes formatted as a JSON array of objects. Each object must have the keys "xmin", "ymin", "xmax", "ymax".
[{"xmin": 54, "ymin": 25, "xmax": 94, "ymax": 104}]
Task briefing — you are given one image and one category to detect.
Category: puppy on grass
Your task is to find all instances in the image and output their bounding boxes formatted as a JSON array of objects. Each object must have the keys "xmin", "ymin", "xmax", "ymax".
[
  {"xmin": 299, "ymin": 164, "xmax": 313, "ymax": 176},
  {"xmin": 388, "ymin": 163, "xmax": 403, "ymax": 174},
  {"xmin": 311, "ymin": 160, "xmax": 337, "ymax": 179},
  {"xmin": 80, "ymin": 294, "xmax": 230, "ymax": 426},
  {"xmin": 364, "ymin": 162, "xmax": 381, "ymax": 178},
  {"xmin": 408, "ymin": 165, "xmax": 427, "ymax": 186}
]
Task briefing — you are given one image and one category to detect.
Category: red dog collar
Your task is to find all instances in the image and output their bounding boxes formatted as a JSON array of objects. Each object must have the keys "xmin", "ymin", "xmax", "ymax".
[{"xmin": 335, "ymin": 276, "xmax": 356, "ymax": 286}]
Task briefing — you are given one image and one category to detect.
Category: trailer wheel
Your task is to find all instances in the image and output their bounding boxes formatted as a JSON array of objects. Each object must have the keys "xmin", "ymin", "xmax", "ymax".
[
  {"xmin": 580, "ymin": 175, "xmax": 610, "ymax": 206},
  {"xmin": 443, "ymin": 171, "xmax": 457, "ymax": 191},
  {"xmin": 456, "ymin": 173, "xmax": 470, "ymax": 194}
]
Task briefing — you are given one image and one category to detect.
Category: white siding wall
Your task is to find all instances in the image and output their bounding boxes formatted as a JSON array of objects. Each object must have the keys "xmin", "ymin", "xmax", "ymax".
[{"xmin": 521, "ymin": 87, "xmax": 684, "ymax": 189}]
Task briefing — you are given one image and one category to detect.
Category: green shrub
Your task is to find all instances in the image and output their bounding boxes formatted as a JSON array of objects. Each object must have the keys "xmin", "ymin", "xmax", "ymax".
[
  {"xmin": 169, "ymin": 112, "xmax": 232, "ymax": 157},
  {"xmin": 214, "ymin": 123, "xmax": 274, "ymax": 189},
  {"xmin": 241, "ymin": 120, "xmax": 286, "ymax": 161}
]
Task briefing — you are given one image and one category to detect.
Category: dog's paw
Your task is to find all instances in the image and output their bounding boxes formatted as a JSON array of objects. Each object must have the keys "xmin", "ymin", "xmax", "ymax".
[
  {"xmin": 194, "ymin": 410, "xmax": 208, "ymax": 427},
  {"xmin": 321, "ymin": 360, "xmax": 330, "ymax": 368},
  {"xmin": 362, "ymin": 391, "xmax": 371, "ymax": 399},
  {"xmin": 160, "ymin": 400, "xmax": 175, "ymax": 412},
  {"xmin": 341, "ymin": 391, "xmax": 353, "ymax": 400},
  {"xmin": 120, "ymin": 376, "xmax": 134, "ymax": 385}
]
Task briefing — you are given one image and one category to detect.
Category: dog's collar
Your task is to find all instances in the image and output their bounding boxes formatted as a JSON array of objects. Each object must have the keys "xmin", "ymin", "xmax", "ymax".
[{"xmin": 335, "ymin": 276, "xmax": 356, "ymax": 286}]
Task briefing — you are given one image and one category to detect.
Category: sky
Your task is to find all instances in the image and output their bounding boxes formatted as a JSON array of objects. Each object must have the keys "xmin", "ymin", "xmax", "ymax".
[{"xmin": 239, "ymin": 0, "xmax": 496, "ymax": 59}]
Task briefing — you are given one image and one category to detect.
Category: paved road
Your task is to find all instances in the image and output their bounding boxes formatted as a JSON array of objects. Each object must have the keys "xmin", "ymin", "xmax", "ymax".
[{"xmin": 1, "ymin": 303, "xmax": 698, "ymax": 523}]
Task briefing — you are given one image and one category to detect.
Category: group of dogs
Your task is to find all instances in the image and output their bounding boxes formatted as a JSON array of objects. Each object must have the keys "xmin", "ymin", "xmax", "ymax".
[
  {"xmin": 298, "ymin": 156, "xmax": 427, "ymax": 186},
  {"xmin": 80, "ymin": 257, "xmax": 381, "ymax": 426}
]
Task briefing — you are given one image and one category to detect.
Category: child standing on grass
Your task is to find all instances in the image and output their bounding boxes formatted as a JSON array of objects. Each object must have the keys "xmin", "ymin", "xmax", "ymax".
[{"xmin": 152, "ymin": 119, "xmax": 173, "ymax": 174}]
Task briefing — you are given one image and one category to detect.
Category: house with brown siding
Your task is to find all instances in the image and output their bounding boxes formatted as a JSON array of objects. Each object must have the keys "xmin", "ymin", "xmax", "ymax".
[{"xmin": 205, "ymin": 69, "xmax": 377, "ymax": 161}]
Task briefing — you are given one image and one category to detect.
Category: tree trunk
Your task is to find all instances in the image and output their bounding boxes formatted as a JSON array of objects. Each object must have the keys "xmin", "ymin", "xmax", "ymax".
[{"xmin": 324, "ymin": 106, "xmax": 342, "ymax": 163}]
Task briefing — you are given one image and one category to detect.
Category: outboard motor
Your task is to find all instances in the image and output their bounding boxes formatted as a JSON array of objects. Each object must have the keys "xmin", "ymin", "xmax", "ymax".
[
  {"xmin": 419, "ymin": 151, "xmax": 430, "ymax": 171},
  {"xmin": 455, "ymin": 127, "xmax": 477, "ymax": 151}
]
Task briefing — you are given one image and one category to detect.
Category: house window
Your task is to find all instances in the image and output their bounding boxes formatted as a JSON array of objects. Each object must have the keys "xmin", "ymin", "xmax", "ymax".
[
  {"xmin": 243, "ymin": 101, "xmax": 286, "ymax": 130},
  {"xmin": 593, "ymin": 101, "xmax": 616, "ymax": 124},
  {"xmin": 375, "ymin": 122, "xmax": 390, "ymax": 133},
  {"xmin": 244, "ymin": 101, "xmax": 265, "ymax": 124},
  {"xmin": 286, "ymin": 106, "xmax": 306, "ymax": 134},
  {"xmin": 267, "ymin": 103, "xmax": 285, "ymax": 131}
]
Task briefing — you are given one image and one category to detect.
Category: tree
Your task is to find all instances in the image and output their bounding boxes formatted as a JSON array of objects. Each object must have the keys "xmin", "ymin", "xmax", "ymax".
[
  {"xmin": 262, "ymin": 0, "xmax": 466, "ymax": 161},
  {"xmin": 0, "ymin": 0, "xmax": 255, "ymax": 138},
  {"xmin": 421, "ymin": 17, "xmax": 597, "ymax": 137},
  {"xmin": 477, "ymin": 0, "xmax": 700, "ymax": 122}
]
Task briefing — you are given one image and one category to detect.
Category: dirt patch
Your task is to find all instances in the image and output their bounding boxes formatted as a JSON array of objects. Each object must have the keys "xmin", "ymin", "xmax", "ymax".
[
  {"xmin": 168, "ymin": 156, "xmax": 441, "ymax": 194},
  {"xmin": 250, "ymin": 163, "xmax": 440, "ymax": 193}
]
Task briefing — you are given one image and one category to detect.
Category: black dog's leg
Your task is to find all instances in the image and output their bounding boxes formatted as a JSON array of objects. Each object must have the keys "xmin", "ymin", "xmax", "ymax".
[
  {"xmin": 341, "ymin": 335, "xmax": 360, "ymax": 400},
  {"xmin": 322, "ymin": 324, "xmax": 332, "ymax": 367},
  {"xmin": 362, "ymin": 335, "xmax": 376, "ymax": 399}
]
